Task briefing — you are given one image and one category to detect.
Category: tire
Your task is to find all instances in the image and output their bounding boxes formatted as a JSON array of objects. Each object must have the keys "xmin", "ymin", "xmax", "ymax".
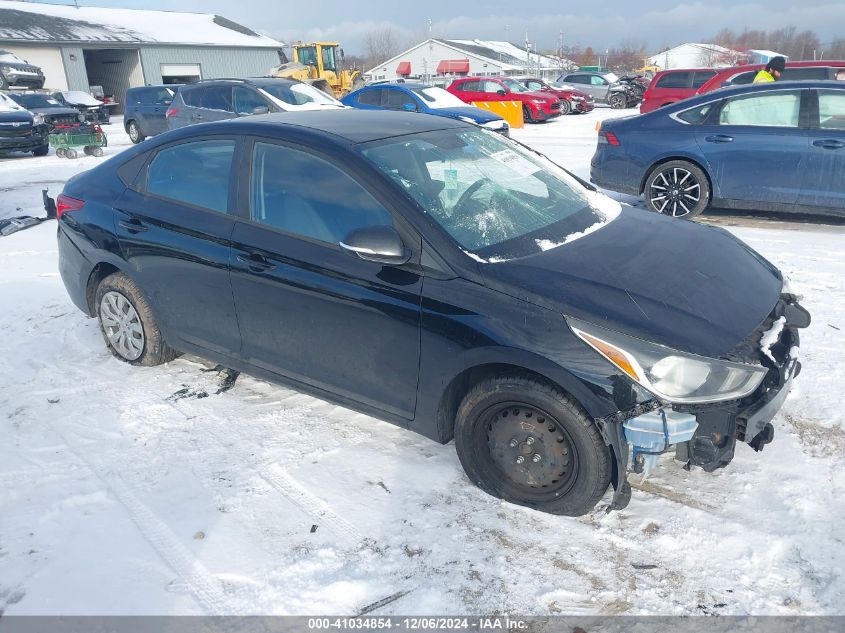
[
  {"xmin": 522, "ymin": 104, "xmax": 534, "ymax": 124},
  {"xmin": 33, "ymin": 144, "xmax": 49, "ymax": 157},
  {"xmin": 644, "ymin": 160, "xmax": 710, "ymax": 218},
  {"xmin": 65, "ymin": 148, "xmax": 78, "ymax": 159},
  {"xmin": 95, "ymin": 272, "xmax": 180, "ymax": 366},
  {"xmin": 127, "ymin": 120, "xmax": 145, "ymax": 144},
  {"xmin": 608, "ymin": 92, "xmax": 626, "ymax": 109},
  {"xmin": 92, "ymin": 146, "xmax": 104, "ymax": 157},
  {"xmin": 558, "ymin": 99, "xmax": 572, "ymax": 116},
  {"xmin": 454, "ymin": 376, "xmax": 612, "ymax": 516},
  {"xmin": 55, "ymin": 148, "xmax": 66, "ymax": 158}
]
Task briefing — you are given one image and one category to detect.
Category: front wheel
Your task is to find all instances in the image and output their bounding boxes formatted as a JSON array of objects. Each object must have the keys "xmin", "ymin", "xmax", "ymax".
[
  {"xmin": 33, "ymin": 145, "xmax": 49, "ymax": 157},
  {"xmin": 608, "ymin": 92, "xmax": 627, "ymax": 109},
  {"xmin": 522, "ymin": 104, "xmax": 534, "ymax": 124},
  {"xmin": 644, "ymin": 160, "xmax": 710, "ymax": 218},
  {"xmin": 558, "ymin": 99, "xmax": 571, "ymax": 115},
  {"xmin": 95, "ymin": 272, "xmax": 180, "ymax": 366},
  {"xmin": 454, "ymin": 376, "xmax": 612, "ymax": 516}
]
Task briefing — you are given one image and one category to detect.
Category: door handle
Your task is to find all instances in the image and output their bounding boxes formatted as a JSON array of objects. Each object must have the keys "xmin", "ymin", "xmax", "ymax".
[
  {"xmin": 236, "ymin": 253, "xmax": 276, "ymax": 272},
  {"xmin": 813, "ymin": 139, "xmax": 845, "ymax": 149},
  {"xmin": 118, "ymin": 219, "xmax": 148, "ymax": 233},
  {"xmin": 705, "ymin": 134, "xmax": 734, "ymax": 143},
  {"xmin": 190, "ymin": 114, "xmax": 204, "ymax": 121}
]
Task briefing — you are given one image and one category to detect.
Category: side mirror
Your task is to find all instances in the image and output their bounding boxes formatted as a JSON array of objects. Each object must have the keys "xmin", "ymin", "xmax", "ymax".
[
  {"xmin": 252, "ymin": 105, "xmax": 270, "ymax": 115},
  {"xmin": 496, "ymin": 89, "xmax": 507, "ymax": 95},
  {"xmin": 339, "ymin": 226, "xmax": 410, "ymax": 265},
  {"xmin": 402, "ymin": 102, "xmax": 417, "ymax": 112}
]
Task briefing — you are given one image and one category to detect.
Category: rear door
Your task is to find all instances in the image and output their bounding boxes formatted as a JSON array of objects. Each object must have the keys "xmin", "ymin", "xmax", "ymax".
[
  {"xmin": 229, "ymin": 139, "xmax": 422, "ymax": 418},
  {"xmin": 115, "ymin": 137, "xmax": 242, "ymax": 354},
  {"xmin": 800, "ymin": 88, "xmax": 845, "ymax": 210},
  {"xmin": 452, "ymin": 79, "xmax": 482, "ymax": 103},
  {"xmin": 141, "ymin": 87, "xmax": 175, "ymax": 135},
  {"xmin": 694, "ymin": 88, "xmax": 809, "ymax": 205}
]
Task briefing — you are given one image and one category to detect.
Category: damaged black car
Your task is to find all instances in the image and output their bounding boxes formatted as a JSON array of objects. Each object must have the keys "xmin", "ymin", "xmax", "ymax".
[
  {"xmin": 7, "ymin": 91, "xmax": 85, "ymax": 129},
  {"xmin": 54, "ymin": 110, "xmax": 809, "ymax": 516},
  {"xmin": 0, "ymin": 91, "xmax": 48, "ymax": 155}
]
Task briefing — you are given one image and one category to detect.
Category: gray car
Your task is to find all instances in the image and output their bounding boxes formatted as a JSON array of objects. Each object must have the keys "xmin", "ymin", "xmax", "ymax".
[
  {"xmin": 558, "ymin": 71, "xmax": 633, "ymax": 107},
  {"xmin": 166, "ymin": 78, "xmax": 344, "ymax": 130}
]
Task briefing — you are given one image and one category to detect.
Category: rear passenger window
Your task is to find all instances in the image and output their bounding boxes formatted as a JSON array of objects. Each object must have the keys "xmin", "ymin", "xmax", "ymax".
[
  {"xmin": 692, "ymin": 71, "xmax": 716, "ymax": 88},
  {"xmin": 357, "ymin": 89, "xmax": 383, "ymax": 106},
  {"xmin": 250, "ymin": 142, "xmax": 393, "ymax": 244},
  {"xmin": 676, "ymin": 103, "xmax": 714, "ymax": 124},
  {"xmin": 655, "ymin": 72, "xmax": 691, "ymax": 88},
  {"xmin": 147, "ymin": 140, "xmax": 235, "ymax": 212}
]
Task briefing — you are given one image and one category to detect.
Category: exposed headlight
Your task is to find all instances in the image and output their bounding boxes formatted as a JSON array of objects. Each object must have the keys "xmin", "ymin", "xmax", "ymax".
[
  {"xmin": 567, "ymin": 317, "xmax": 768, "ymax": 404},
  {"xmin": 32, "ymin": 113, "xmax": 45, "ymax": 126}
]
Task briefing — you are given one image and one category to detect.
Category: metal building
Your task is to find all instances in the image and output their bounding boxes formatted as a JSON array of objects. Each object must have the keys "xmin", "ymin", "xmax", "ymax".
[{"xmin": 0, "ymin": 1, "xmax": 283, "ymax": 112}]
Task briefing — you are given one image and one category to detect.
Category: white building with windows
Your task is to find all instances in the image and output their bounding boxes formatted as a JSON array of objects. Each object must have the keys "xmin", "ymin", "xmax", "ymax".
[
  {"xmin": 366, "ymin": 39, "xmax": 575, "ymax": 83},
  {"xmin": 648, "ymin": 43, "xmax": 744, "ymax": 70}
]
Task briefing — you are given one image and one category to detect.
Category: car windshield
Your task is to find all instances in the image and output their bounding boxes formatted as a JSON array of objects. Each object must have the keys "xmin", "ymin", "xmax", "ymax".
[
  {"xmin": 259, "ymin": 83, "xmax": 343, "ymax": 109},
  {"xmin": 9, "ymin": 94, "xmax": 61, "ymax": 109},
  {"xmin": 411, "ymin": 87, "xmax": 467, "ymax": 109},
  {"xmin": 502, "ymin": 79, "xmax": 529, "ymax": 93},
  {"xmin": 359, "ymin": 128, "xmax": 620, "ymax": 261},
  {"xmin": 0, "ymin": 51, "xmax": 25, "ymax": 64},
  {"xmin": 0, "ymin": 92, "xmax": 24, "ymax": 112}
]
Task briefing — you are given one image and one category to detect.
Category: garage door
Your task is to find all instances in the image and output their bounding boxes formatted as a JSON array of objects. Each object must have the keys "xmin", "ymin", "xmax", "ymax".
[{"xmin": 160, "ymin": 63, "xmax": 201, "ymax": 84}]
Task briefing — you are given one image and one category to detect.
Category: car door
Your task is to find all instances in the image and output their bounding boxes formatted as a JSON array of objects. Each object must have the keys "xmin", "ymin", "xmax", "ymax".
[
  {"xmin": 354, "ymin": 87, "xmax": 385, "ymax": 109},
  {"xmin": 141, "ymin": 87, "xmax": 176, "ymax": 135},
  {"xmin": 229, "ymin": 139, "xmax": 422, "ymax": 418},
  {"xmin": 114, "ymin": 137, "xmax": 242, "ymax": 354},
  {"xmin": 453, "ymin": 79, "xmax": 482, "ymax": 103},
  {"xmin": 694, "ymin": 89, "xmax": 809, "ymax": 205},
  {"xmin": 233, "ymin": 85, "xmax": 272, "ymax": 116},
  {"xmin": 479, "ymin": 79, "xmax": 507, "ymax": 102},
  {"xmin": 383, "ymin": 88, "xmax": 417, "ymax": 111},
  {"xmin": 588, "ymin": 75, "xmax": 611, "ymax": 101},
  {"xmin": 799, "ymin": 88, "xmax": 845, "ymax": 209}
]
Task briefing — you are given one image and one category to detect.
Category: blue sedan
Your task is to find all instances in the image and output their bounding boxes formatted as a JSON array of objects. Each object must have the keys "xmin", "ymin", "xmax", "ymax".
[
  {"xmin": 591, "ymin": 80, "xmax": 845, "ymax": 218},
  {"xmin": 342, "ymin": 82, "xmax": 510, "ymax": 135}
]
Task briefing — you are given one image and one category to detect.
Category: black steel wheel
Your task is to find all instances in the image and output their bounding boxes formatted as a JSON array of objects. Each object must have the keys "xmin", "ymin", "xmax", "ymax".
[
  {"xmin": 454, "ymin": 376, "xmax": 612, "ymax": 516},
  {"xmin": 644, "ymin": 160, "xmax": 710, "ymax": 218}
]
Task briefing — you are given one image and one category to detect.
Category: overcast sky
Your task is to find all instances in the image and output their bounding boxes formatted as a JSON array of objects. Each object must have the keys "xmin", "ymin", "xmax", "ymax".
[{"xmin": 31, "ymin": 0, "xmax": 845, "ymax": 54}]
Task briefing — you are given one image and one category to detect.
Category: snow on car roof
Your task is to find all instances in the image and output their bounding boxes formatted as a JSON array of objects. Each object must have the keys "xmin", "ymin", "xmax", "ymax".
[{"xmin": 0, "ymin": 1, "xmax": 282, "ymax": 48}]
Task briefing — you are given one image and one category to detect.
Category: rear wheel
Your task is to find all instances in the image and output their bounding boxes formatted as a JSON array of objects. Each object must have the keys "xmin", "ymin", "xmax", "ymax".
[
  {"xmin": 95, "ymin": 272, "xmax": 180, "ymax": 366},
  {"xmin": 644, "ymin": 160, "xmax": 710, "ymax": 218},
  {"xmin": 127, "ymin": 120, "xmax": 145, "ymax": 144},
  {"xmin": 65, "ymin": 148, "xmax": 78, "ymax": 159},
  {"xmin": 454, "ymin": 376, "xmax": 612, "ymax": 516},
  {"xmin": 55, "ymin": 148, "xmax": 66, "ymax": 158},
  {"xmin": 558, "ymin": 99, "xmax": 571, "ymax": 115}
]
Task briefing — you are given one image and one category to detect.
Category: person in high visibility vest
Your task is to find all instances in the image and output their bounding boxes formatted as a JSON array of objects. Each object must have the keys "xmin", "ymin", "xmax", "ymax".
[{"xmin": 753, "ymin": 56, "xmax": 786, "ymax": 83}]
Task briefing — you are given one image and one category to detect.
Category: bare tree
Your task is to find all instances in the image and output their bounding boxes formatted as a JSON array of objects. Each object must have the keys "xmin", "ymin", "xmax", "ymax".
[{"xmin": 363, "ymin": 27, "xmax": 401, "ymax": 69}]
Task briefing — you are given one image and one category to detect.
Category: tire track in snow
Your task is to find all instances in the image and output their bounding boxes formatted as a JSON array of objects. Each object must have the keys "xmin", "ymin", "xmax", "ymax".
[
  {"xmin": 257, "ymin": 463, "xmax": 364, "ymax": 547},
  {"xmin": 44, "ymin": 425, "xmax": 239, "ymax": 616}
]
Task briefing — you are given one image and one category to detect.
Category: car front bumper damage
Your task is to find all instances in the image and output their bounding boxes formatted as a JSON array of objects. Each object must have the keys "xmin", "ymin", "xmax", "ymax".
[{"xmin": 598, "ymin": 294, "xmax": 810, "ymax": 511}]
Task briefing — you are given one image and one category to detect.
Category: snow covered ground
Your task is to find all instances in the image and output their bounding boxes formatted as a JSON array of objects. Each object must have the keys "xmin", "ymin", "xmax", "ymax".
[{"xmin": 1, "ymin": 109, "xmax": 843, "ymax": 617}]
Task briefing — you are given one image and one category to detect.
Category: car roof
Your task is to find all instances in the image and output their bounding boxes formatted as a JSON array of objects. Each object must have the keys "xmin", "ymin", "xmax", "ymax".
[
  {"xmin": 215, "ymin": 109, "xmax": 464, "ymax": 144},
  {"xmin": 663, "ymin": 79, "xmax": 844, "ymax": 110}
]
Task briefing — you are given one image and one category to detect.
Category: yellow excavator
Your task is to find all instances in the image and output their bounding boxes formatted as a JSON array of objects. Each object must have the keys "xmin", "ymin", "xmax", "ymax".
[{"xmin": 270, "ymin": 42, "xmax": 364, "ymax": 98}]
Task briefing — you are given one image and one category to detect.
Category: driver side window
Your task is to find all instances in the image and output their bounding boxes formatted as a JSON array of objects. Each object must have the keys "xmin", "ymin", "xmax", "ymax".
[
  {"xmin": 482, "ymin": 80, "xmax": 503, "ymax": 93},
  {"xmin": 250, "ymin": 142, "xmax": 394, "ymax": 245},
  {"xmin": 233, "ymin": 87, "xmax": 268, "ymax": 115}
]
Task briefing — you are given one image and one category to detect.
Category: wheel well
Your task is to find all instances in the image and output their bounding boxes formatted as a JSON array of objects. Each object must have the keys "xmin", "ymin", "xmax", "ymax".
[
  {"xmin": 435, "ymin": 363, "xmax": 581, "ymax": 443},
  {"xmin": 124, "ymin": 118, "xmax": 136, "ymax": 132},
  {"xmin": 640, "ymin": 156, "xmax": 713, "ymax": 198},
  {"xmin": 85, "ymin": 262, "xmax": 120, "ymax": 315}
]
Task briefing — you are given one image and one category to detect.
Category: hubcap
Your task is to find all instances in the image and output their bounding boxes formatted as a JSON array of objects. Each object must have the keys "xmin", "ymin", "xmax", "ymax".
[
  {"xmin": 649, "ymin": 167, "xmax": 701, "ymax": 217},
  {"xmin": 485, "ymin": 404, "xmax": 577, "ymax": 491},
  {"xmin": 99, "ymin": 291, "xmax": 145, "ymax": 360},
  {"xmin": 129, "ymin": 123, "xmax": 138, "ymax": 141}
]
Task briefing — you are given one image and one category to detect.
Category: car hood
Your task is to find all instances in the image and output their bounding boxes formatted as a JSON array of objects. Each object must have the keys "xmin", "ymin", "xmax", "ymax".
[
  {"xmin": 520, "ymin": 90, "xmax": 558, "ymax": 102},
  {"xmin": 0, "ymin": 110, "xmax": 33, "ymax": 123},
  {"xmin": 25, "ymin": 106, "xmax": 81, "ymax": 117},
  {"xmin": 480, "ymin": 208, "xmax": 782, "ymax": 358},
  {"xmin": 429, "ymin": 106, "xmax": 503, "ymax": 123},
  {"xmin": 1, "ymin": 61, "xmax": 41, "ymax": 73}
]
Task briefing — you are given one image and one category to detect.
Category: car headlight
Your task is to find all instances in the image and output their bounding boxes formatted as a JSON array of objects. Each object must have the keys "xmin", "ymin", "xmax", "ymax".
[
  {"xmin": 32, "ymin": 113, "xmax": 45, "ymax": 126},
  {"xmin": 1, "ymin": 65, "xmax": 13, "ymax": 73},
  {"xmin": 567, "ymin": 317, "xmax": 768, "ymax": 404},
  {"xmin": 530, "ymin": 99, "xmax": 548, "ymax": 105}
]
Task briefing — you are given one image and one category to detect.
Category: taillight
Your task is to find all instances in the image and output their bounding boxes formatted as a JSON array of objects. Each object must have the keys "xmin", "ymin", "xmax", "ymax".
[
  {"xmin": 598, "ymin": 130, "xmax": 621, "ymax": 146},
  {"xmin": 56, "ymin": 194, "xmax": 85, "ymax": 220},
  {"xmin": 165, "ymin": 107, "xmax": 178, "ymax": 118}
]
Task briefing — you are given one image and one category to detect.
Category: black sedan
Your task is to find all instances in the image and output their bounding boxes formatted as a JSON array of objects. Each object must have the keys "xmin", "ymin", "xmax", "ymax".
[
  {"xmin": 54, "ymin": 110, "xmax": 808, "ymax": 516},
  {"xmin": 591, "ymin": 80, "xmax": 845, "ymax": 218},
  {"xmin": 7, "ymin": 91, "xmax": 84, "ymax": 129}
]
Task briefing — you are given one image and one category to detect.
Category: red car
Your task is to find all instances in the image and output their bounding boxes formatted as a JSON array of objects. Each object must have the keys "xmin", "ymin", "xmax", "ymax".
[
  {"xmin": 516, "ymin": 77, "xmax": 595, "ymax": 114},
  {"xmin": 639, "ymin": 68, "xmax": 717, "ymax": 113},
  {"xmin": 695, "ymin": 60, "xmax": 845, "ymax": 94},
  {"xmin": 447, "ymin": 76, "xmax": 562, "ymax": 123}
]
